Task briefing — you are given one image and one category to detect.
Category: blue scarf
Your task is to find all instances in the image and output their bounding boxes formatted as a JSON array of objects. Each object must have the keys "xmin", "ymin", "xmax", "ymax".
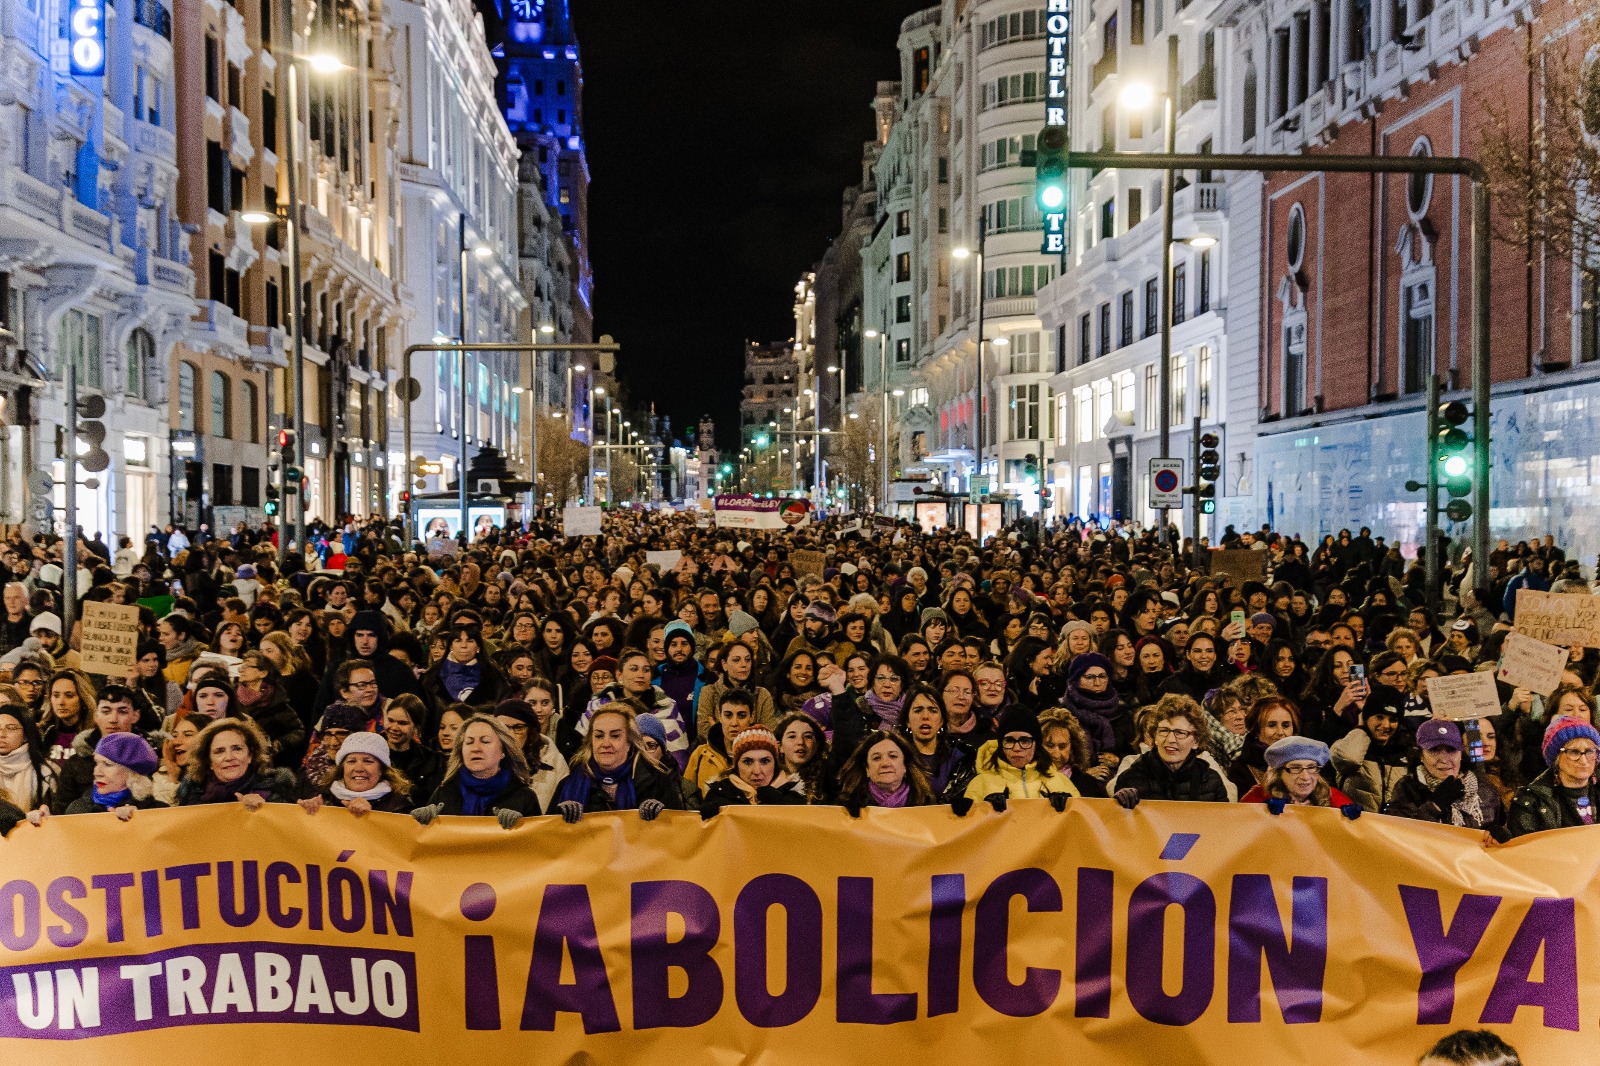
[
  {"xmin": 91, "ymin": 785, "xmax": 132, "ymax": 809},
  {"xmin": 457, "ymin": 766, "xmax": 512, "ymax": 816},
  {"xmin": 554, "ymin": 755, "xmax": 637, "ymax": 811},
  {"xmin": 439, "ymin": 658, "xmax": 482, "ymax": 701}
]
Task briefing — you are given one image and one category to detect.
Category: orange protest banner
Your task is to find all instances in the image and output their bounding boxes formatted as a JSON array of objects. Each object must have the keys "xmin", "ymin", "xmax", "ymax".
[{"xmin": 0, "ymin": 801, "xmax": 1590, "ymax": 1062}]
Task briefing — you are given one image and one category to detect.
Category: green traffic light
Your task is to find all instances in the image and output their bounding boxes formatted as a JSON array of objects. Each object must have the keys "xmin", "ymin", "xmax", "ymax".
[
  {"xmin": 1442, "ymin": 455, "xmax": 1469, "ymax": 478},
  {"xmin": 1040, "ymin": 184, "xmax": 1066, "ymax": 209}
]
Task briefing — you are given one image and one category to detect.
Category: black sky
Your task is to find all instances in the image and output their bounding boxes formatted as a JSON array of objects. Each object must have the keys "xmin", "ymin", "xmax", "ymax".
[{"xmin": 572, "ymin": 0, "xmax": 923, "ymax": 451}]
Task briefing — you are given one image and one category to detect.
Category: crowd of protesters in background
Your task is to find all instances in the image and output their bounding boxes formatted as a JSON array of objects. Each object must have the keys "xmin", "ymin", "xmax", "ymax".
[{"xmin": 0, "ymin": 506, "xmax": 1593, "ymax": 847}]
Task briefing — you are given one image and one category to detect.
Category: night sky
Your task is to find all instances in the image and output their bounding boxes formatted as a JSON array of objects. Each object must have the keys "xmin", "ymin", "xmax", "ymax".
[{"xmin": 572, "ymin": 0, "xmax": 923, "ymax": 452}]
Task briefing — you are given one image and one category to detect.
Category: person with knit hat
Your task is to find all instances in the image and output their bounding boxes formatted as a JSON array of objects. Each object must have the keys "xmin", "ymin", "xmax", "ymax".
[
  {"xmin": 1329, "ymin": 684, "xmax": 1411, "ymax": 812},
  {"xmin": 1239, "ymin": 735, "xmax": 1358, "ymax": 814},
  {"xmin": 551, "ymin": 700, "xmax": 686, "ymax": 820},
  {"xmin": 700, "ymin": 725, "xmax": 804, "ymax": 815},
  {"xmin": 1059, "ymin": 652, "xmax": 1119, "ymax": 757},
  {"xmin": 655, "ymin": 619, "xmax": 715, "ymax": 733},
  {"xmin": 64, "ymin": 733, "xmax": 166, "ymax": 817},
  {"xmin": 1388, "ymin": 720, "xmax": 1503, "ymax": 832},
  {"xmin": 962, "ymin": 704, "xmax": 1075, "ymax": 812},
  {"xmin": 50, "ymin": 685, "xmax": 153, "ymax": 815},
  {"xmin": 633, "ymin": 710, "xmax": 699, "ymax": 811},
  {"xmin": 300, "ymin": 731, "xmax": 416, "ymax": 815},
  {"xmin": 1507, "ymin": 715, "xmax": 1600, "ymax": 837}
]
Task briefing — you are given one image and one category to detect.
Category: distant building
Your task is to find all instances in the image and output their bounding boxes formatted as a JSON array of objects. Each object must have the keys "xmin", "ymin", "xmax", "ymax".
[{"xmin": 741, "ymin": 341, "xmax": 799, "ymax": 491}]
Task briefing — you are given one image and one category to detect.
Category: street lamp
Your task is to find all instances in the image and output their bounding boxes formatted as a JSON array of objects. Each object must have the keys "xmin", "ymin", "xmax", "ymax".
[
  {"xmin": 591, "ymin": 385, "xmax": 608, "ymax": 503},
  {"xmin": 951, "ymin": 212, "xmax": 989, "ymax": 492},
  {"xmin": 1119, "ymin": 33, "xmax": 1180, "ymax": 479}
]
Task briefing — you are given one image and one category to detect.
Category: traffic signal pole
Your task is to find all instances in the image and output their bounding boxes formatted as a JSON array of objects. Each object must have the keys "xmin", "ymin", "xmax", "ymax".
[
  {"xmin": 1189, "ymin": 414, "xmax": 1201, "ymax": 570},
  {"xmin": 1067, "ymin": 147, "xmax": 1492, "ymax": 573},
  {"xmin": 1425, "ymin": 374, "xmax": 1441, "ymax": 613}
]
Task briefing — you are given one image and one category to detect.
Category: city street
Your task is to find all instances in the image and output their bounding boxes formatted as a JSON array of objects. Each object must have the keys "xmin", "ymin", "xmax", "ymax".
[{"xmin": 1, "ymin": 0, "xmax": 1598, "ymax": 1062}]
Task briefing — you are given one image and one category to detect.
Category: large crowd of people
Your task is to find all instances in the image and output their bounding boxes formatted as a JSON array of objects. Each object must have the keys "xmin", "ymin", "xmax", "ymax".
[{"xmin": 0, "ymin": 509, "xmax": 1592, "ymax": 846}]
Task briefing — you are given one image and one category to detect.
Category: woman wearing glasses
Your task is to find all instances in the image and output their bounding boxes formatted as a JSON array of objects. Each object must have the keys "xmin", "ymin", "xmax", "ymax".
[
  {"xmin": 962, "ymin": 705, "xmax": 1075, "ymax": 810},
  {"xmin": 1239, "ymin": 735, "xmax": 1356, "ymax": 811},
  {"xmin": 1111, "ymin": 695, "xmax": 1230, "ymax": 807},
  {"xmin": 1387, "ymin": 720, "xmax": 1503, "ymax": 833},
  {"xmin": 1506, "ymin": 715, "xmax": 1600, "ymax": 837}
]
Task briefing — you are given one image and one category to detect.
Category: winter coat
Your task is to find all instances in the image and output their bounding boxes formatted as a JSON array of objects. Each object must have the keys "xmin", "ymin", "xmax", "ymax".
[
  {"xmin": 528, "ymin": 735, "xmax": 569, "ymax": 813},
  {"xmin": 50, "ymin": 729, "xmax": 136, "ymax": 815},
  {"xmin": 1114, "ymin": 749, "xmax": 1231, "ymax": 803},
  {"xmin": 390, "ymin": 744, "xmax": 445, "ymax": 805},
  {"xmin": 420, "ymin": 657, "xmax": 510, "ymax": 714},
  {"xmin": 1386, "ymin": 767, "xmax": 1502, "ymax": 829},
  {"xmin": 693, "ymin": 678, "xmax": 778, "ymax": 738},
  {"xmin": 685, "ymin": 732, "xmax": 732, "ymax": 797},
  {"xmin": 177, "ymin": 767, "xmax": 299, "ymax": 806},
  {"xmin": 1506, "ymin": 770, "xmax": 1600, "ymax": 838},
  {"xmin": 313, "ymin": 786, "xmax": 416, "ymax": 814},
  {"xmin": 962, "ymin": 739, "xmax": 1076, "ymax": 804},
  {"xmin": 654, "ymin": 658, "xmax": 715, "ymax": 733},
  {"xmin": 239, "ymin": 685, "xmax": 307, "ymax": 769},
  {"xmin": 64, "ymin": 792, "xmax": 169, "ymax": 815},
  {"xmin": 699, "ymin": 776, "xmax": 807, "ymax": 816},
  {"xmin": 551, "ymin": 752, "xmax": 687, "ymax": 815},
  {"xmin": 1328, "ymin": 728, "xmax": 1411, "ymax": 813},
  {"xmin": 578, "ymin": 684, "xmax": 691, "ymax": 770},
  {"xmin": 1226, "ymin": 740, "xmax": 1271, "ymax": 799},
  {"xmin": 1239, "ymin": 783, "xmax": 1355, "ymax": 807},
  {"xmin": 428, "ymin": 774, "xmax": 543, "ymax": 818},
  {"xmin": 0, "ymin": 797, "xmax": 23, "ymax": 837}
]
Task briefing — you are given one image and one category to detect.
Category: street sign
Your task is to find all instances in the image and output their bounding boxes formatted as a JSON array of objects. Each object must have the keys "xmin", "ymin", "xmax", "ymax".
[
  {"xmin": 1149, "ymin": 458, "xmax": 1184, "ymax": 509},
  {"xmin": 968, "ymin": 475, "xmax": 991, "ymax": 505}
]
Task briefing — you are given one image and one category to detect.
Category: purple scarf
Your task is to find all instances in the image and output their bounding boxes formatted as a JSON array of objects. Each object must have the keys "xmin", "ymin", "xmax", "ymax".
[
  {"xmin": 868, "ymin": 780, "xmax": 910, "ymax": 808},
  {"xmin": 863, "ymin": 691, "xmax": 906, "ymax": 730}
]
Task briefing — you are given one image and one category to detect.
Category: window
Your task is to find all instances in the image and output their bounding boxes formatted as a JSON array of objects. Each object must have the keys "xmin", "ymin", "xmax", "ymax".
[
  {"xmin": 980, "ymin": 71, "xmax": 1048, "ymax": 110},
  {"xmin": 1407, "ymin": 139, "xmax": 1434, "ymax": 219},
  {"xmin": 1119, "ymin": 291, "xmax": 1134, "ymax": 347},
  {"xmin": 895, "ymin": 295, "xmax": 912, "ymax": 323},
  {"xmin": 1131, "ymin": 0, "xmax": 1146, "ymax": 43},
  {"xmin": 1402, "ymin": 279, "xmax": 1434, "ymax": 395},
  {"xmin": 1128, "ymin": 188, "xmax": 1143, "ymax": 227},
  {"xmin": 979, "ymin": 133, "xmax": 1037, "ymax": 171},
  {"xmin": 1008, "ymin": 384, "xmax": 1041, "ymax": 441},
  {"xmin": 212, "ymin": 464, "xmax": 234, "ymax": 506},
  {"xmin": 207, "ymin": 140, "xmax": 226, "ymax": 213},
  {"xmin": 910, "ymin": 387, "xmax": 929, "ymax": 406},
  {"xmin": 204, "ymin": 36, "xmax": 219, "ymax": 101},
  {"xmin": 979, "ymin": 9, "xmax": 1044, "ymax": 49},
  {"xmin": 241, "ymin": 380, "xmax": 259, "ymax": 442},
  {"xmin": 895, "ymin": 253, "xmax": 911, "ymax": 282},
  {"xmin": 261, "ymin": 91, "xmax": 277, "ymax": 151},
  {"xmin": 55, "ymin": 310, "xmax": 102, "ymax": 389},
  {"xmin": 1172, "ymin": 263, "xmax": 1187, "ymax": 324},
  {"xmin": 1056, "ymin": 392, "xmax": 1070, "ymax": 446},
  {"xmin": 896, "ymin": 210, "xmax": 911, "ymax": 236},
  {"xmin": 210, "ymin": 371, "xmax": 231, "ymax": 437},
  {"xmin": 1286, "ymin": 204, "xmax": 1306, "ymax": 271},
  {"xmin": 1143, "ymin": 279, "xmax": 1159, "ymax": 337},
  {"xmin": 1114, "ymin": 371, "xmax": 1135, "ymax": 415},
  {"xmin": 1198, "ymin": 250, "xmax": 1212, "ymax": 313},
  {"xmin": 1582, "ymin": 268, "xmax": 1600, "ymax": 364},
  {"xmin": 1197, "ymin": 346, "xmax": 1213, "ymax": 419},
  {"xmin": 1076, "ymin": 388, "xmax": 1093, "ymax": 442},
  {"xmin": 1142, "ymin": 364, "xmax": 1158, "ymax": 430},
  {"xmin": 178, "ymin": 362, "xmax": 198, "ymax": 432},
  {"xmin": 126, "ymin": 329, "xmax": 153, "ymax": 402},
  {"xmin": 983, "ymin": 197, "xmax": 1043, "ymax": 235},
  {"xmin": 1008, "ymin": 332, "xmax": 1041, "ymax": 374},
  {"xmin": 1097, "ymin": 303, "xmax": 1111, "ymax": 356},
  {"xmin": 1170, "ymin": 353, "xmax": 1188, "ymax": 423},
  {"xmin": 1093, "ymin": 380, "xmax": 1111, "ymax": 439},
  {"xmin": 241, "ymin": 467, "xmax": 261, "ymax": 507},
  {"xmin": 895, "ymin": 338, "xmax": 912, "ymax": 364},
  {"xmin": 1079, "ymin": 313, "xmax": 1092, "ymax": 365},
  {"xmin": 1283, "ymin": 319, "xmax": 1307, "ymax": 414},
  {"xmin": 984, "ymin": 265, "xmax": 1055, "ymax": 297},
  {"xmin": 1100, "ymin": 198, "xmax": 1115, "ymax": 239}
]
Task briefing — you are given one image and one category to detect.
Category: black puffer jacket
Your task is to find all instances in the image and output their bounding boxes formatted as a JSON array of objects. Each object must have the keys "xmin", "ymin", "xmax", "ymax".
[
  {"xmin": 428, "ymin": 774, "xmax": 543, "ymax": 817},
  {"xmin": 699, "ymin": 777, "xmax": 806, "ymax": 816},
  {"xmin": 1116, "ymin": 749, "xmax": 1230, "ymax": 803},
  {"xmin": 551, "ymin": 753, "xmax": 687, "ymax": 814},
  {"xmin": 1506, "ymin": 770, "xmax": 1600, "ymax": 838}
]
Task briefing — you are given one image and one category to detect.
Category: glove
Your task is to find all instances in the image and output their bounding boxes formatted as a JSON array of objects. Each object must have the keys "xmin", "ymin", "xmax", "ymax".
[
  {"xmin": 1047, "ymin": 792, "xmax": 1069, "ymax": 813},
  {"xmin": 1114, "ymin": 788, "xmax": 1141, "ymax": 810},
  {"xmin": 495, "ymin": 808, "xmax": 523, "ymax": 831},
  {"xmin": 556, "ymin": 800, "xmax": 585, "ymax": 824},
  {"xmin": 638, "ymin": 799, "xmax": 664, "ymax": 822},
  {"xmin": 1340, "ymin": 803, "xmax": 1363, "ymax": 821},
  {"xmin": 843, "ymin": 800, "xmax": 863, "ymax": 818},
  {"xmin": 1265, "ymin": 797, "xmax": 1288, "ymax": 815},
  {"xmin": 410, "ymin": 803, "xmax": 444, "ymax": 826},
  {"xmin": 1431, "ymin": 775, "xmax": 1466, "ymax": 808},
  {"xmin": 984, "ymin": 792, "xmax": 1008, "ymax": 813},
  {"xmin": 700, "ymin": 804, "xmax": 719, "ymax": 821}
]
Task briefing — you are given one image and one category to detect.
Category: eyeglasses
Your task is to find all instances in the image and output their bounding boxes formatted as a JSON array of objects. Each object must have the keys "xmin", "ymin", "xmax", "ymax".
[
  {"xmin": 1560, "ymin": 748, "xmax": 1600, "ymax": 760},
  {"xmin": 1282, "ymin": 763, "xmax": 1322, "ymax": 776},
  {"xmin": 346, "ymin": 679, "xmax": 379, "ymax": 690},
  {"xmin": 1079, "ymin": 672, "xmax": 1108, "ymax": 681},
  {"xmin": 1377, "ymin": 667, "xmax": 1408, "ymax": 680},
  {"xmin": 977, "ymin": 679, "xmax": 1006, "ymax": 689},
  {"xmin": 1155, "ymin": 727, "xmax": 1196, "ymax": 740},
  {"xmin": 1001, "ymin": 736, "xmax": 1035, "ymax": 748},
  {"xmin": 14, "ymin": 679, "xmax": 42, "ymax": 688}
]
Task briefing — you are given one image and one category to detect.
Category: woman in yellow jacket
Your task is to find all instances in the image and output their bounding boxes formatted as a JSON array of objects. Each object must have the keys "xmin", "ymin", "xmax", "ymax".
[{"xmin": 963, "ymin": 705, "xmax": 1076, "ymax": 811}]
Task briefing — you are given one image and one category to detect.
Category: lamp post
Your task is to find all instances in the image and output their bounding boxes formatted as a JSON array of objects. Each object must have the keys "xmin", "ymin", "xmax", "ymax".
[
  {"xmin": 590, "ymin": 386, "xmax": 606, "ymax": 503},
  {"xmin": 864, "ymin": 328, "xmax": 889, "ymax": 511},
  {"xmin": 951, "ymin": 212, "xmax": 988, "ymax": 489},
  {"xmin": 243, "ymin": 35, "xmax": 351, "ymax": 567}
]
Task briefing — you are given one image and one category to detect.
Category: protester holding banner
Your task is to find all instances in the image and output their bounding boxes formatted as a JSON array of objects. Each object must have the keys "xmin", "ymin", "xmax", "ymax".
[
  {"xmin": 1506, "ymin": 715, "xmax": 1600, "ymax": 837},
  {"xmin": 300, "ymin": 732, "xmax": 416, "ymax": 816},
  {"xmin": 1112, "ymin": 696, "xmax": 1230, "ymax": 807},
  {"xmin": 1239, "ymin": 735, "xmax": 1356, "ymax": 812},
  {"xmin": 177, "ymin": 717, "xmax": 297, "ymax": 808},
  {"xmin": 414, "ymin": 714, "xmax": 540, "ymax": 826},
  {"xmin": 551, "ymin": 703, "xmax": 684, "ymax": 820},
  {"xmin": 1385, "ymin": 720, "xmax": 1504, "ymax": 832}
]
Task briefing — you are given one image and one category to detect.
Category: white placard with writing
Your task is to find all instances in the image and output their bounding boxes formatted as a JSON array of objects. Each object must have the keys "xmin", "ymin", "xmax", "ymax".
[
  {"xmin": 1496, "ymin": 631, "xmax": 1569, "ymax": 697},
  {"xmin": 1425, "ymin": 671, "xmax": 1503, "ymax": 722}
]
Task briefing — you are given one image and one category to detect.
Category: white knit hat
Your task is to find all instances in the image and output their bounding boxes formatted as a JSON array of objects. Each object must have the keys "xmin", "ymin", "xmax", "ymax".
[{"xmin": 336, "ymin": 731, "xmax": 392, "ymax": 768}]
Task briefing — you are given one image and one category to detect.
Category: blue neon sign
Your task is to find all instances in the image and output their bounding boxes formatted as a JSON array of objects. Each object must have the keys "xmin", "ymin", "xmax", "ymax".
[{"xmin": 68, "ymin": 0, "xmax": 106, "ymax": 76}]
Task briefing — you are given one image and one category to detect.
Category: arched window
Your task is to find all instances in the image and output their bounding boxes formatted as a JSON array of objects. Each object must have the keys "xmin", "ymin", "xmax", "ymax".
[
  {"xmin": 178, "ymin": 362, "xmax": 198, "ymax": 432},
  {"xmin": 126, "ymin": 329, "xmax": 154, "ymax": 402},
  {"xmin": 210, "ymin": 370, "xmax": 231, "ymax": 438},
  {"xmin": 1407, "ymin": 138, "xmax": 1433, "ymax": 220},
  {"xmin": 240, "ymin": 380, "xmax": 259, "ymax": 442}
]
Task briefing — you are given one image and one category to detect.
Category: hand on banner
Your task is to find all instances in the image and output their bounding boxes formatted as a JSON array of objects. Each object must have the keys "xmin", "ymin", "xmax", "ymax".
[
  {"xmin": 983, "ymin": 792, "xmax": 1008, "ymax": 813},
  {"xmin": 494, "ymin": 808, "xmax": 522, "ymax": 831},
  {"xmin": 1340, "ymin": 803, "xmax": 1363, "ymax": 820},
  {"xmin": 411, "ymin": 803, "xmax": 444, "ymax": 826},
  {"xmin": 1047, "ymin": 793, "xmax": 1069, "ymax": 813},
  {"xmin": 638, "ymin": 799, "xmax": 665, "ymax": 821},
  {"xmin": 345, "ymin": 798, "xmax": 373, "ymax": 818},
  {"xmin": 25, "ymin": 806, "xmax": 48, "ymax": 827},
  {"xmin": 1265, "ymin": 797, "xmax": 1288, "ymax": 815},
  {"xmin": 1114, "ymin": 788, "xmax": 1141, "ymax": 810},
  {"xmin": 299, "ymin": 795, "xmax": 325, "ymax": 815},
  {"xmin": 556, "ymin": 800, "xmax": 585, "ymax": 824},
  {"xmin": 114, "ymin": 804, "xmax": 136, "ymax": 822},
  {"xmin": 236, "ymin": 793, "xmax": 266, "ymax": 812}
]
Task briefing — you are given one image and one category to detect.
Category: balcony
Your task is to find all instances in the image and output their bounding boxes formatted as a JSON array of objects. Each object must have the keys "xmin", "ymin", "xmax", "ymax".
[
  {"xmin": 1174, "ymin": 181, "xmax": 1227, "ymax": 218},
  {"xmin": 1178, "ymin": 66, "xmax": 1216, "ymax": 114},
  {"xmin": 1091, "ymin": 50, "xmax": 1118, "ymax": 90},
  {"xmin": 132, "ymin": 0, "xmax": 172, "ymax": 39}
]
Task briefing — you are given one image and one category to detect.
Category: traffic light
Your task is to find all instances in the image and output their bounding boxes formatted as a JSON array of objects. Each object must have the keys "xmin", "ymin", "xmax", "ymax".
[
  {"xmin": 399, "ymin": 490, "xmax": 412, "ymax": 506},
  {"xmin": 1197, "ymin": 432, "xmax": 1220, "ymax": 514},
  {"xmin": 1435, "ymin": 401, "xmax": 1473, "ymax": 522},
  {"xmin": 74, "ymin": 394, "xmax": 110, "ymax": 474},
  {"xmin": 278, "ymin": 429, "xmax": 301, "ymax": 491},
  {"xmin": 1023, "ymin": 453, "xmax": 1038, "ymax": 485},
  {"xmin": 264, "ymin": 484, "xmax": 280, "ymax": 517},
  {"xmin": 1034, "ymin": 125, "xmax": 1069, "ymax": 214}
]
